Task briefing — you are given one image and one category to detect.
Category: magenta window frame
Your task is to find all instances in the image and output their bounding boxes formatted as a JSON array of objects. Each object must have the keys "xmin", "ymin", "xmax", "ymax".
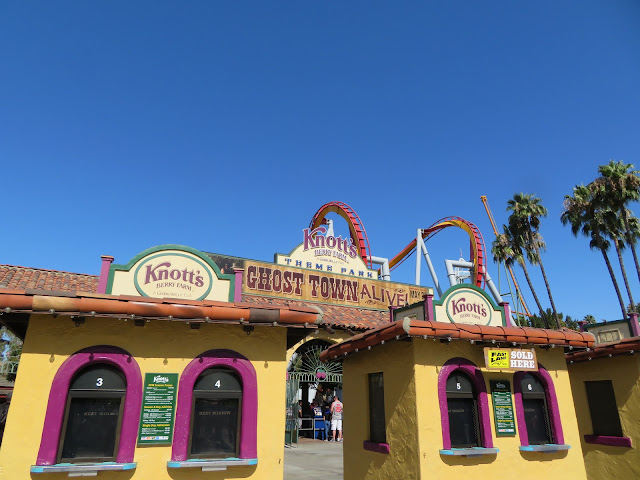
[
  {"xmin": 438, "ymin": 358, "xmax": 494, "ymax": 450},
  {"xmin": 171, "ymin": 349, "xmax": 258, "ymax": 461},
  {"xmin": 513, "ymin": 366, "xmax": 564, "ymax": 446},
  {"xmin": 35, "ymin": 346, "xmax": 142, "ymax": 466}
]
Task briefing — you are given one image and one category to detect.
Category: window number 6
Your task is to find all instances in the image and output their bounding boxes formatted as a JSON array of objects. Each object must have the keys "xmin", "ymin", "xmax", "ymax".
[
  {"xmin": 215, "ymin": 380, "xmax": 221, "ymax": 388},
  {"xmin": 527, "ymin": 384, "xmax": 532, "ymax": 391},
  {"xmin": 456, "ymin": 382, "xmax": 461, "ymax": 390},
  {"xmin": 96, "ymin": 377, "xmax": 104, "ymax": 387}
]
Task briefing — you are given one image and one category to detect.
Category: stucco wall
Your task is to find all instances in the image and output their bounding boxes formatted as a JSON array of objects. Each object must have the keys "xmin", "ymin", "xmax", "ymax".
[
  {"xmin": 414, "ymin": 339, "xmax": 587, "ymax": 480},
  {"xmin": 342, "ymin": 340, "xmax": 421, "ymax": 480},
  {"xmin": 0, "ymin": 315, "xmax": 288, "ymax": 480},
  {"xmin": 568, "ymin": 355, "xmax": 640, "ymax": 480},
  {"xmin": 342, "ymin": 338, "xmax": 588, "ymax": 480}
]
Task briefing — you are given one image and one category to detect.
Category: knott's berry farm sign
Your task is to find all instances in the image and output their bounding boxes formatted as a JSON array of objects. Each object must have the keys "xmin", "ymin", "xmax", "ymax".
[
  {"xmin": 106, "ymin": 245, "xmax": 235, "ymax": 302},
  {"xmin": 275, "ymin": 227, "xmax": 378, "ymax": 280},
  {"xmin": 433, "ymin": 284, "xmax": 506, "ymax": 327}
]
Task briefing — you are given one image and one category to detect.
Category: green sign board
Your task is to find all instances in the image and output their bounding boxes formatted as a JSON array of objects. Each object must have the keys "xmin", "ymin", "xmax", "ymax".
[
  {"xmin": 137, "ymin": 373, "xmax": 179, "ymax": 445},
  {"xmin": 490, "ymin": 380, "xmax": 516, "ymax": 437}
]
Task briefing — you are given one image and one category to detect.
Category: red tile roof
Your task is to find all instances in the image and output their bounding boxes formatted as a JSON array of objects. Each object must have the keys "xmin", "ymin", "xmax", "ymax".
[
  {"xmin": 566, "ymin": 336, "xmax": 640, "ymax": 363},
  {"xmin": 319, "ymin": 319, "xmax": 595, "ymax": 362},
  {"xmin": 0, "ymin": 265, "xmax": 98, "ymax": 293},
  {"xmin": 241, "ymin": 294, "xmax": 391, "ymax": 330},
  {"xmin": 0, "ymin": 289, "xmax": 319, "ymax": 326}
]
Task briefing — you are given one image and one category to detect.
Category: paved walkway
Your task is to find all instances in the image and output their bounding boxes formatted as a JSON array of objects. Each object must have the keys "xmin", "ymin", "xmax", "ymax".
[{"xmin": 284, "ymin": 438, "xmax": 343, "ymax": 480}]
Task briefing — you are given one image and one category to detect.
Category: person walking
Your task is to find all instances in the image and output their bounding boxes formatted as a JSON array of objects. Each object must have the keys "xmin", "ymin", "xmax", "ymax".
[{"xmin": 329, "ymin": 395, "xmax": 343, "ymax": 442}]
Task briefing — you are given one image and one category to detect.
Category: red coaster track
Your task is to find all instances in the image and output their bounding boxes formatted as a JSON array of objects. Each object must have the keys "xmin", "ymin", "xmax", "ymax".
[
  {"xmin": 309, "ymin": 201, "xmax": 373, "ymax": 268},
  {"xmin": 388, "ymin": 216, "xmax": 487, "ymax": 288}
]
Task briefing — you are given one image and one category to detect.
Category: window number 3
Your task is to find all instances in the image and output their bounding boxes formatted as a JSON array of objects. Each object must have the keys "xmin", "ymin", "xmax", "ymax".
[
  {"xmin": 456, "ymin": 382, "xmax": 461, "ymax": 390},
  {"xmin": 96, "ymin": 378, "xmax": 104, "ymax": 387},
  {"xmin": 215, "ymin": 380, "xmax": 221, "ymax": 388}
]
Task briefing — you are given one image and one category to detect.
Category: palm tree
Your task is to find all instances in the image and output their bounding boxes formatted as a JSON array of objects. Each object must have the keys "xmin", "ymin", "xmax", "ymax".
[
  {"xmin": 561, "ymin": 185, "xmax": 628, "ymax": 320},
  {"xmin": 491, "ymin": 225, "xmax": 547, "ymax": 327},
  {"xmin": 595, "ymin": 160, "xmax": 640, "ymax": 283},
  {"xmin": 606, "ymin": 214, "xmax": 635, "ymax": 313},
  {"xmin": 507, "ymin": 193, "xmax": 560, "ymax": 329}
]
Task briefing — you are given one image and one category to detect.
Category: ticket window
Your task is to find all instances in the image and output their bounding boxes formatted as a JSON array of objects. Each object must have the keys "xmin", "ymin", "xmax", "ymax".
[
  {"xmin": 57, "ymin": 364, "xmax": 126, "ymax": 463},
  {"xmin": 189, "ymin": 368, "xmax": 243, "ymax": 459},
  {"xmin": 520, "ymin": 373, "xmax": 552, "ymax": 445},
  {"xmin": 446, "ymin": 371, "xmax": 480, "ymax": 448}
]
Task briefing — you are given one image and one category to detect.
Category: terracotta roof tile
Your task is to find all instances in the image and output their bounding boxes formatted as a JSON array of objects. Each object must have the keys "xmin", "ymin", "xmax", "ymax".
[
  {"xmin": 320, "ymin": 319, "xmax": 595, "ymax": 362},
  {"xmin": 0, "ymin": 265, "xmax": 98, "ymax": 293},
  {"xmin": 241, "ymin": 294, "xmax": 390, "ymax": 330},
  {"xmin": 566, "ymin": 336, "xmax": 640, "ymax": 363}
]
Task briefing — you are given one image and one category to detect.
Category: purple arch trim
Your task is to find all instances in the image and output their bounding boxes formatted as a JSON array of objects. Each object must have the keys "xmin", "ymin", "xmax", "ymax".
[
  {"xmin": 437, "ymin": 357, "xmax": 493, "ymax": 450},
  {"xmin": 36, "ymin": 346, "xmax": 142, "ymax": 466},
  {"xmin": 171, "ymin": 349, "xmax": 258, "ymax": 461},
  {"xmin": 513, "ymin": 366, "xmax": 564, "ymax": 446}
]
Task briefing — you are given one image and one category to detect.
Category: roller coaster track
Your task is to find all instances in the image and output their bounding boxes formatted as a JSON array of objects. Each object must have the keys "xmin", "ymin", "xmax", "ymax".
[
  {"xmin": 309, "ymin": 201, "xmax": 373, "ymax": 268},
  {"xmin": 387, "ymin": 216, "xmax": 487, "ymax": 288}
]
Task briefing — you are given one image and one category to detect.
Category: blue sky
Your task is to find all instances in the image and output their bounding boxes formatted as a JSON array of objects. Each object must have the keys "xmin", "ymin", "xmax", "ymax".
[{"xmin": 1, "ymin": 1, "xmax": 639, "ymax": 322}]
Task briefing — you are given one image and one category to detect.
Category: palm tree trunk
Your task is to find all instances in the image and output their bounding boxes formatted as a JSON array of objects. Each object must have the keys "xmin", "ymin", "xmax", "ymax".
[
  {"xmin": 622, "ymin": 213, "xmax": 640, "ymax": 285},
  {"xmin": 601, "ymin": 248, "xmax": 628, "ymax": 321},
  {"xmin": 519, "ymin": 261, "xmax": 547, "ymax": 328},
  {"xmin": 534, "ymin": 244, "xmax": 561, "ymax": 329},
  {"xmin": 614, "ymin": 239, "xmax": 634, "ymax": 315}
]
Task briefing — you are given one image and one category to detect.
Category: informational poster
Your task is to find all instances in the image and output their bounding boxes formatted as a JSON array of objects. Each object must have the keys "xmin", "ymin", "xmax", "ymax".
[
  {"xmin": 137, "ymin": 373, "xmax": 179, "ymax": 445},
  {"xmin": 490, "ymin": 380, "xmax": 516, "ymax": 436}
]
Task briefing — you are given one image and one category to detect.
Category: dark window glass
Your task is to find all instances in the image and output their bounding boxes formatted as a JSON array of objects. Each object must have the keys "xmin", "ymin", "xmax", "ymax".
[
  {"xmin": 368, "ymin": 373, "xmax": 386, "ymax": 444},
  {"xmin": 60, "ymin": 398, "xmax": 122, "ymax": 460},
  {"xmin": 585, "ymin": 381, "xmax": 623, "ymax": 437},
  {"xmin": 523, "ymin": 399, "xmax": 551, "ymax": 444},
  {"xmin": 191, "ymin": 398, "xmax": 240, "ymax": 456},
  {"xmin": 520, "ymin": 373, "xmax": 552, "ymax": 445},
  {"xmin": 446, "ymin": 371, "xmax": 479, "ymax": 448},
  {"xmin": 448, "ymin": 398, "xmax": 478, "ymax": 447},
  {"xmin": 189, "ymin": 368, "xmax": 242, "ymax": 458},
  {"xmin": 58, "ymin": 364, "xmax": 126, "ymax": 463}
]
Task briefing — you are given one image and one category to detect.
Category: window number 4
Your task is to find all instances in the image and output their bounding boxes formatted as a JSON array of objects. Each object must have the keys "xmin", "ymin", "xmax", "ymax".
[
  {"xmin": 96, "ymin": 377, "xmax": 104, "ymax": 387},
  {"xmin": 215, "ymin": 380, "xmax": 221, "ymax": 388}
]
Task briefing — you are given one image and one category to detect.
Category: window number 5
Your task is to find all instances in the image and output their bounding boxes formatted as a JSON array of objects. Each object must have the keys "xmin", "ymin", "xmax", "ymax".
[
  {"xmin": 215, "ymin": 380, "xmax": 221, "ymax": 388},
  {"xmin": 456, "ymin": 382, "xmax": 461, "ymax": 390},
  {"xmin": 96, "ymin": 377, "xmax": 104, "ymax": 387}
]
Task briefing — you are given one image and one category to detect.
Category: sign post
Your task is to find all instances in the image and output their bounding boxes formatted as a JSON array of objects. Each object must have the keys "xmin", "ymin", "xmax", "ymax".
[
  {"xmin": 490, "ymin": 380, "xmax": 516, "ymax": 436},
  {"xmin": 137, "ymin": 373, "xmax": 179, "ymax": 445}
]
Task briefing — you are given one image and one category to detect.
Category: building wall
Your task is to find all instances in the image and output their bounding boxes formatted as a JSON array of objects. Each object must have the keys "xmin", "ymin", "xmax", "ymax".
[
  {"xmin": 342, "ymin": 341, "xmax": 421, "ymax": 480},
  {"xmin": 342, "ymin": 339, "xmax": 588, "ymax": 480},
  {"xmin": 568, "ymin": 355, "xmax": 640, "ymax": 480},
  {"xmin": 0, "ymin": 314, "xmax": 288, "ymax": 480},
  {"xmin": 414, "ymin": 340, "xmax": 587, "ymax": 480}
]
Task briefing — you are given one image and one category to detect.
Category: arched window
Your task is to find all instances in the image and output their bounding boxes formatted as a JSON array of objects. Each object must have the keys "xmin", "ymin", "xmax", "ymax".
[
  {"xmin": 190, "ymin": 368, "xmax": 243, "ymax": 458},
  {"xmin": 170, "ymin": 349, "xmax": 258, "ymax": 466},
  {"xmin": 33, "ymin": 346, "xmax": 142, "ymax": 472},
  {"xmin": 437, "ymin": 358, "xmax": 495, "ymax": 454},
  {"xmin": 519, "ymin": 373, "xmax": 551, "ymax": 445},
  {"xmin": 446, "ymin": 371, "xmax": 480, "ymax": 448},
  {"xmin": 58, "ymin": 364, "xmax": 126, "ymax": 462},
  {"xmin": 513, "ymin": 367, "xmax": 566, "ymax": 449}
]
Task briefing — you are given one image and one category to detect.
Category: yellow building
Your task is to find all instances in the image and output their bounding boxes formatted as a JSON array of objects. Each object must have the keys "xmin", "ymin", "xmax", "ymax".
[
  {"xmin": 567, "ymin": 335, "xmax": 640, "ymax": 480},
  {"xmin": 320, "ymin": 285, "xmax": 595, "ymax": 480}
]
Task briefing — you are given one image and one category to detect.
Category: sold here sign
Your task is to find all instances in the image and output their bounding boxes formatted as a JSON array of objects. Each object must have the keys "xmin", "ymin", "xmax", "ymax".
[{"xmin": 484, "ymin": 347, "xmax": 538, "ymax": 371}]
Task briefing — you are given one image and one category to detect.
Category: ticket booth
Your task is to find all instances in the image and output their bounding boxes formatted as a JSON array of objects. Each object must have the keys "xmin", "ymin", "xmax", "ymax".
[
  {"xmin": 320, "ymin": 284, "xmax": 595, "ymax": 480},
  {"xmin": 0, "ymin": 245, "xmax": 319, "ymax": 479}
]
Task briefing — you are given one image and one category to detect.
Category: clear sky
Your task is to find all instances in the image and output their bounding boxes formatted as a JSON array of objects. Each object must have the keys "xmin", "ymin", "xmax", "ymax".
[{"xmin": 1, "ymin": 1, "xmax": 639, "ymax": 323}]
